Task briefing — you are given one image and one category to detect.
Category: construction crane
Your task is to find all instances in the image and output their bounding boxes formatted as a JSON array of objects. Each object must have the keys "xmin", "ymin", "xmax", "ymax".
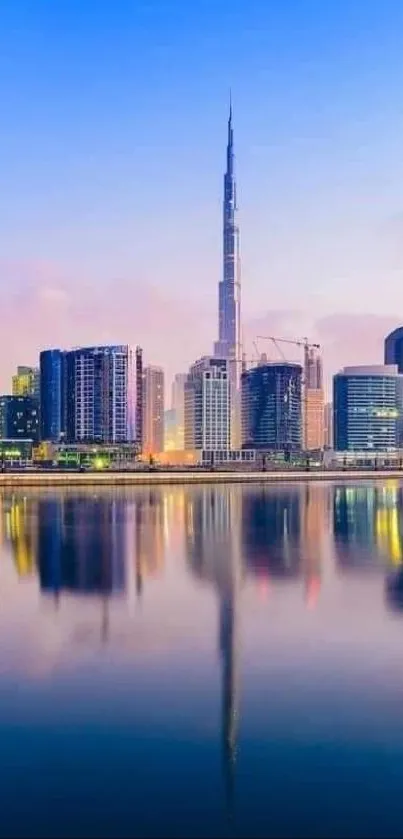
[
  {"xmin": 256, "ymin": 335, "xmax": 321, "ymax": 380},
  {"xmin": 255, "ymin": 335, "xmax": 322, "ymax": 453},
  {"xmin": 256, "ymin": 335, "xmax": 320, "ymax": 357}
]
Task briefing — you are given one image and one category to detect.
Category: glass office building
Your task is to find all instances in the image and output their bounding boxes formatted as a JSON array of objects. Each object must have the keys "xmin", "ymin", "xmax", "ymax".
[
  {"xmin": 241, "ymin": 362, "xmax": 302, "ymax": 452},
  {"xmin": 333, "ymin": 365, "xmax": 400, "ymax": 452},
  {"xmin": 40, "ymin": 349, "xmax": 67, "ymax": 442}
]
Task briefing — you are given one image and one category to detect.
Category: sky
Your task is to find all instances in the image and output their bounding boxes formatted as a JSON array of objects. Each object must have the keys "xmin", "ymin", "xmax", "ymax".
[{"xmin": 1, "ymin": 0, "xmax": 403, "ymax": 396}]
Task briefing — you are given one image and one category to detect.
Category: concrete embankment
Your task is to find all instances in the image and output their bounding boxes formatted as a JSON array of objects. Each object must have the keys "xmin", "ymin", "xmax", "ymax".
[{"xmin": 0, "ymin": 469, "xmax": 401, "ymax": 487}]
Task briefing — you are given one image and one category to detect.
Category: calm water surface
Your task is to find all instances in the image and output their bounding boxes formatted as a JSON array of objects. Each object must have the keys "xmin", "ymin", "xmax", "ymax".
[{"xmin": 1, "ymin": 481, "xmax": 403, "ymax": 837}]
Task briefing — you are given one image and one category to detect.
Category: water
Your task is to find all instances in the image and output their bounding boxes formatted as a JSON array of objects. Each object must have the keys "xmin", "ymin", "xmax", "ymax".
[{"xmin": 1, "ymin": 480, "xmax": 403, "ymax": 837}]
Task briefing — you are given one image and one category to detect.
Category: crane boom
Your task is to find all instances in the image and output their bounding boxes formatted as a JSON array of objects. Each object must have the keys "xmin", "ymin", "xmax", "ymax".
[{"xmin": 256, "ymin": 335, "xmax": 320, "ymax": 351}]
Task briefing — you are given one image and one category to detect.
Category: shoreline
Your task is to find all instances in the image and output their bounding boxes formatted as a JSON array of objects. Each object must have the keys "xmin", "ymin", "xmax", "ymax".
[{"xmin": 0, "ymin": 469, "xmax": 402, "ymax": 487}]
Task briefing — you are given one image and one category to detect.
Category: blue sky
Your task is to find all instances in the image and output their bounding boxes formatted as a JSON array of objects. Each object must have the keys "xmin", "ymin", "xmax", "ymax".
[{"xmin": 1, "ymin": 0, "xmax": 403, "ymax": 389}]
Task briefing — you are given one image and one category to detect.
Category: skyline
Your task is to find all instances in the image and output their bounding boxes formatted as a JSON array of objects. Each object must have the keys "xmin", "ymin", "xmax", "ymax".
[{"xmin": 2, "ymin": 1, "xmax": 403, "ymax": 394}]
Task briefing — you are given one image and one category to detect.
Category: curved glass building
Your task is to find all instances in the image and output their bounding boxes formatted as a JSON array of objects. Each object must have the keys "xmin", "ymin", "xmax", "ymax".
[
  {"xmin": 333, "ymin": 365, "xmax": 400, "ymax": 452},
  {"xmin": 241, "ymin": 362, "xmax": 302, "ymax": 452}
]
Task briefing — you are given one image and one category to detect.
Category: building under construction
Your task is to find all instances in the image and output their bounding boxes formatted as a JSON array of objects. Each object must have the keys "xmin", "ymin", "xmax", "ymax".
[
  {"xmin": 241, "ymin": 361, "xmax": 303, "ymax": 453},
  {"xmin": 240, "ymin": 336, "xmax": 324, "ymax": 454}
]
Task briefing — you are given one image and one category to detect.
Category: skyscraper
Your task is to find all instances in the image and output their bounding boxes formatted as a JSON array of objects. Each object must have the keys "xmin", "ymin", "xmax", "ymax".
[
  {"xmin": 241, "ymin": 362, "xmax": 303, "ymax": 453},
  {"xmin": 303, "ymin": 347, "xmax": 324, "ymax": 451},
  {"xmin": 40, "ymin": 349, "xmax": 67, "ymax": 442},
  {"xmin": 40, "ymin": 345, "xmax": 143, "ymax": 445},
  {"xmin": 135, "ymin": 346, "xmax": 144, "ymax": 453},
  {"xmin": 184, "ymin": 357, "xmax": 230, "ymax": 451},
  {"xmin": 66, "ymin": 345, "xmax": 133, "ymax": 444},
  {"xmin": 333, "ymin": 365, "xmax": 399, "ymax": 452},
  {"xmin": 214, "ymin": 99, "xmax": 241, "ymax": 447},
  {"xmin": 143, "ymin": 365, "xmax": 165, "ymax": 454}
]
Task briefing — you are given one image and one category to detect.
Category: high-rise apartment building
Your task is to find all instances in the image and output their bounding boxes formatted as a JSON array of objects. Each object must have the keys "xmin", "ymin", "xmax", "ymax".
[
  {"xmin": 12, "ymin": 366, "xmax": 40, "ymax": 401},
  {"xmin": 143, "ymin": 365, "xmax": 164, "ymax": 454},
  {"xmin": 241, "ymin": 362, "xmax": 303, "ymax": 452},
  {"xmin": 66, "ymin": 346, "xmax": 133, "ymax": 444},
  {"xmin": 214, "ymin": 102, "xmax": 241, "ymax": 447},
  {"xmin": 185, "ymin": 357, "xmax": 230, "ymax": 451},
  {"xmin": 40, "ymin": 345, "xmax": 143, "ymax": 445},
  {"xmin": 303, "ymin": 348, "xmax": 324, "ymax": 451},
  {"xmin": 0, "ymin": 396, "xmax": 40, "ymax": 442},
  {"xmin": 333, "ymin": 365, "xmax": 400, "ymax": 452}
]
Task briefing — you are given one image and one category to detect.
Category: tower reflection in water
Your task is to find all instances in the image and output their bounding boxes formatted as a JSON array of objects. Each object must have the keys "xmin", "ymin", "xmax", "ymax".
[
  {"xmin": 185, "ymin": 487, "xmax": 241, "ymax": 810},
  {"xmin": 184, "ymin": 484, "xmax": 331, "ymax": 808}
]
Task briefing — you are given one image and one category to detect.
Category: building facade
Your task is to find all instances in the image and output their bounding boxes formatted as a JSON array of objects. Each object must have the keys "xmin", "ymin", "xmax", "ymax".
[
  {"xmin": 40, "ymin": 349, "xmax": 67, "ymax": 442},
  {"xmin": 135, "ymin": 346, "xmax": 144, "ymax": 453},
  {"xmin": 0, "ymin": 396, "xmax": 39, "ymax": 442},
  {"xmin": 303, "ymin": 348, "xmax": 324, "ymax": 451},
  {"xmin": 333, "ymin": 365, "xmax": 400, "ymax": 452},
  {"xmin": 304, "ymin": 390, "xmax": 324, "ymax": 451},
  {"xmin": 67, "ymin": 345, "xmax": 133, "ymax": 444},
  {"xmin": 143, "ymin": 365, "xmax": 164, "ymax": 454},
  {"xmin": 185, "ymin": 357, "xmax": 230, "ymax": 451},
  {"xmin": 12, "ymin": 366, "xmax": 40, "ymax": 400},
  {"xmin": 241, "ymin": 362, "xmax": 303, "ymax": 452},
  {"xmin": 40, "ymin": 345, "xmax": 143, "ymax": 445}
]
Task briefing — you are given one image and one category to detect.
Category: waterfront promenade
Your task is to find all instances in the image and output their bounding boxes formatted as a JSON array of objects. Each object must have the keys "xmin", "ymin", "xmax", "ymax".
[{"xmin": 0, "ymin": 468, "xmax": 402, "ymax": 487}]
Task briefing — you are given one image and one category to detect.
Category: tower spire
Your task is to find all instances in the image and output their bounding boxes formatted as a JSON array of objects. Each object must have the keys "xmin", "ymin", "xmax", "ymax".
[{"xmin": 214, "ymin": 95, "xmax": 242, "ymax": 446}]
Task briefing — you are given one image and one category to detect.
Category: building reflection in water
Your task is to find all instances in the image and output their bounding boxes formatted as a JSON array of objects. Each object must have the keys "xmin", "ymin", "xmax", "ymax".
[
  {"xmin": 242, "ymin": 487, "xmax": 301, "ymax": 581},
  {"xmin": 0, "ymin": 494, "xmax": 38, "ymax": 578},
  {"xmin": 133, "ymin": 490, "xmax": 166, "ymax": 599},
  {"xmin": 333, "ymin": 483, "xmax": 403, "ymax": 571},
  {"xmin": 241, "ymin": 484, "xmax": 327, "ymax": 606},
  {"xmin": 37, "ymin": 496, "xmax": 126, "ymax": 598},
  {"xmin": 185, "ymin": 487, "xmax": 241, "ymax": 812}
]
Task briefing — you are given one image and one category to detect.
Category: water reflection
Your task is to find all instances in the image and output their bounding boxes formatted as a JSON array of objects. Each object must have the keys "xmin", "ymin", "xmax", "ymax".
[
  {"xmin": 132, "ymin": 489, "xmax": 166, "ymax": 598},
  {"xmin": 241, "ymin": 483, "xmax": 329, "ymax": 607},
  {"xmin": 185, "ymin": 488, "xmax": 241, "ymax": 809},
  {"xmin": 1, "ymin": 483, "xmax": 403, "ymax": 835},
  {"xmin": 37, "ymin": 496, "xmax": 126, "ymax": 598},
  {"xmin": 333, "ymin": 483, "xmax": 403, "ymax": 571}
]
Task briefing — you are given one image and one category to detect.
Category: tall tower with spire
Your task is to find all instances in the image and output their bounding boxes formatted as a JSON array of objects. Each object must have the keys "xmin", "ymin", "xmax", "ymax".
[{"xmin": 214, "ymin": 98, "xmax": 242, "ymax": 446}]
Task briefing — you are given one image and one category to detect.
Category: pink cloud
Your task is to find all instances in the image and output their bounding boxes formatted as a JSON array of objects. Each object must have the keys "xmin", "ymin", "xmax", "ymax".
[{"xmin": 0, "ymin": 260, "xmax": 400, "ymax": 400}]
